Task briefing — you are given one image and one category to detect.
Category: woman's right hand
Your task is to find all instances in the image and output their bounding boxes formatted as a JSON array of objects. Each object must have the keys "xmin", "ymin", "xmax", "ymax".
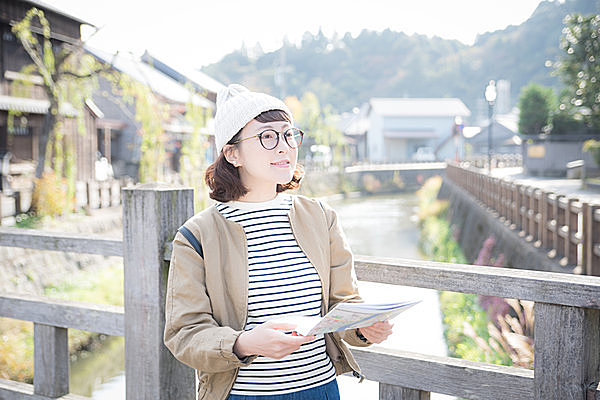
[{"xmin": 233, "ymin": 321, "xmax": 315, "ymax": 360}]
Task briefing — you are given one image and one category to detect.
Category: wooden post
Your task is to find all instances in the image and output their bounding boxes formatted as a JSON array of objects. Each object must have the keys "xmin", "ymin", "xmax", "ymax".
[
  {"xmin": 534, "ymin": 303, "xmax": 600, "ymax": 399},
  {"xmin": 14, "ymin": 191, "xmax": 21, "ymax": 215},
  {"xmin": 566, "ymin": 199, "xmax": 579, "ymax": 267},
  {"xmin": 541, "ymin": 192, "xmax": 553, "ymax": 250},
  {"xmin": 534, "ymin": 190, "xmax": 543, "ymax": 246},
  {"xmin": 587, "ymin": 206, "xmax": 600, "ymax": 276},
  {"xmin": 555, "ymin": 195, "xmax": 567, "ymax": 260},
  {"xmin": 380, "ymin": 383, "xmax": 430, "ymax": 400},
  {"xmin": 122, "ymin": 184, "xmax": 196, "ymax": 400},
  {"xmin": 513, "ymin": 184, "xmax": 521, "ymax": 230},
  {"xmin": 526, "ymin": 187, "xmax": 536, "ymax": 241},
  {"xmin": 520, "ymin": 186, "xmax": 529, "ymax": 237},
  {"xmin": 104, "ymin": 127, "xmax": 111, "ymax": 163},
  {"xmin": 33, "ymin": 323, "xmax": 69, "ymax": 397}
]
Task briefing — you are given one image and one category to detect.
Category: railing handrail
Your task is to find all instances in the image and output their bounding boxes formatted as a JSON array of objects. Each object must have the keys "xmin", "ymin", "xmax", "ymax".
[
  {"xmin": 0, "ymin": 227, "xmax": 123, "ymax": 256},
  {"xmin": 0, "ymin": 292, "xmax": 124, "ymax": 336},
  {"xmin": 354, "ymin": 256, "xmax": 600, "ymax": 308}
]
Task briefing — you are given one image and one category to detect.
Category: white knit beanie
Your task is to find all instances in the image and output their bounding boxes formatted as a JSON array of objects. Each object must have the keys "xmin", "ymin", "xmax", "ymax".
[{"xmin": 214, "ymin": 84, "xmax": 293, "ymax": 153}]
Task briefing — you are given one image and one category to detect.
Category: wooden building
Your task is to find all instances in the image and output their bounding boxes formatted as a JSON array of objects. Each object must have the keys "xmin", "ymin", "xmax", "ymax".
[
  {"xmin": 88, "ymin": 48, "xmax": 219, "ymax": 180},
  {"xmin": 0, "ymin": 0, "xmax": 101, "ymax": 186}
]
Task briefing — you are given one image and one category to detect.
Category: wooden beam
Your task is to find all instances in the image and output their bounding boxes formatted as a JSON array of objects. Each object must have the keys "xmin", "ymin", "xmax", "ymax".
[
  {"xmin": 379, "ymin": 384, "xmax": 430, "ymax": 400},
  {"xmin": 0, "ymin": 227, "xmax": 123, "ymax": 257},
  {"xmin": 351, "ymin": 347, "xmax": 533, "ymax": 400},
  {"xmin": 0, "ymin": 293, "xmax": 124, "ymax": 336},
  {"xmin": 122, "ymin": 184, "xmax": 196, "ymax": 400},
  {"xmin": 354, "ymin": 256, "xmax": 600, "ymax": 308},
  {"xmin": 534, "ymin": 303, "xmax": 600, "ymax": 399},
  {"xmin": 33, "ymin": 324, "xmax": 69, "ymax": 397},
  {"xmin": 0, "ymin": 378, "xmax": 89, "ymax": 400}
]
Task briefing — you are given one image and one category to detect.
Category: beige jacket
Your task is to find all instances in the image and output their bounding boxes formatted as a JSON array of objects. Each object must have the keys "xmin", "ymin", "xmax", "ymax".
[{"xmin": 164, "ymin": 195, "xmax": 369, "ymax": 400}]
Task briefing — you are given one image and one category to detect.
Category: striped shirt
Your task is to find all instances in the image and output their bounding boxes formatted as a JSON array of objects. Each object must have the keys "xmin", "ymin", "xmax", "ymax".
[{"xmin": 216, "ymin": 194, "xmax": 336, "ymax": 395}]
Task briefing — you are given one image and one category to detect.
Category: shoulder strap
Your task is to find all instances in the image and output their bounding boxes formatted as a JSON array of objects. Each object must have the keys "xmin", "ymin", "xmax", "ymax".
[{"xmin": 178, "ymin": 226, "xmax": 204, "ymax": 258}]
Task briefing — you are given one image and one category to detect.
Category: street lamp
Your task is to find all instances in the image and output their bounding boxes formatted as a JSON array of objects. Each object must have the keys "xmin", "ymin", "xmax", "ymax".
[{"xmin": 485, "ymin": 80, "xmax": 497, "ymax": 174}]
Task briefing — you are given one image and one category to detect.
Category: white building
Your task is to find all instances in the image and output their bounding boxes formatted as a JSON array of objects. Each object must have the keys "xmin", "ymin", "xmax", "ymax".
[{"xmin": 366, "ymin": 98, "xmax": 471, "ymax": 163}]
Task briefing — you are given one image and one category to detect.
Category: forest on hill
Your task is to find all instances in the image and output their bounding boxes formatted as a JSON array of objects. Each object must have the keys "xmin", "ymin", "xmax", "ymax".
[{"xmin": 202, "ymin": 0, "xmax": 599, "ymax": 120}]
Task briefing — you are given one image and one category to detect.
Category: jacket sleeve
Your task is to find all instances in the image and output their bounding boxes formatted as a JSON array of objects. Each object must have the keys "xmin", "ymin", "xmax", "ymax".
[
  {"xmin": 322, "ymin": 202, "xmax": 371, "ymax": 348},
  {"xmin": 164, "ymin": 231, "xmax": 255, "ymax": 372}
]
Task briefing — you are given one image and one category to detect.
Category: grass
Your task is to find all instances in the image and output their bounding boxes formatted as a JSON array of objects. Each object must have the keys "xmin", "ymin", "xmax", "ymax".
[{"xmin": 417, "ymin": 176, "xmax": 511, "ymax": 366}]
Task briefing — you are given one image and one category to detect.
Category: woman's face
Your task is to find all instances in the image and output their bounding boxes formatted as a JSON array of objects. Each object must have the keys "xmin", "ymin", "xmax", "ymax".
[{"xmin": 227, "ymin": 118, "xmax": 298, "ymax": 199}]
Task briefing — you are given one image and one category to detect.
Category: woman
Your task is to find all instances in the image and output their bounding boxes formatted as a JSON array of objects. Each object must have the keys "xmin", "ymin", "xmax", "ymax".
[{"xmin": 164, "ymin": 84, "xmax": 393, "ymax": 400}]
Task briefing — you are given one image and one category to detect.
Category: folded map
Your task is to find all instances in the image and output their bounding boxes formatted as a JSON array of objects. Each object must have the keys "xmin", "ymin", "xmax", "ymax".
[{"xmin": 273, "ymin": 299, "xmax": 421, "ymax": 336}]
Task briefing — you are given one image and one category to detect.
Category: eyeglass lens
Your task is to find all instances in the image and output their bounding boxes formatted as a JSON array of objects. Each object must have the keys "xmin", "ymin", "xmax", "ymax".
[{"xmin": 260, "ymin": 129, "xmax": 303, "ymax": 150}]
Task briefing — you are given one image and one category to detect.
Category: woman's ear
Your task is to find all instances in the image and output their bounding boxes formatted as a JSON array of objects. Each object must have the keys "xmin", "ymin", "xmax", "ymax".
[{"xmin": 223, "ymin": 145, "xmax": 240, "ymax": 167}]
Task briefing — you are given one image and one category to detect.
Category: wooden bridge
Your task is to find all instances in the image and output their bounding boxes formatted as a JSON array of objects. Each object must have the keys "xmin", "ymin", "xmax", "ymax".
[{"xmin": 0, "ymin": 183, "xmax": 599, "ymax": 399}]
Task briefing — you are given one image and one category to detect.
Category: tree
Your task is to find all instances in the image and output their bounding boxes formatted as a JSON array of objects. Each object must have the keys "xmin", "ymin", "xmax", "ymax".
[
  {"xmin": 285, "ymin": 92, "xmax": 346, "ymax": 167},
  {"xmin": 180, "ymin": 88, "xmax": 210, "ymax": 211},
  {"xmin": 517, "ymin": 83, "xmax": 555, "ymax": 135},
  {"xmin": 12, "ymin": 8, "xmax": 104, "ymax": 214},
  {"xmin": 557, "ymin": 13, "xmax": 600, "ymax": 131}
]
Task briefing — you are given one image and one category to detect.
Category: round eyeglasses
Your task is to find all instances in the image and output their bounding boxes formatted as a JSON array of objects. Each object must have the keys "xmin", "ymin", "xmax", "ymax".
[{"xmin": 231, "ymin": 128, "xmax": 304, "ymax": 150}]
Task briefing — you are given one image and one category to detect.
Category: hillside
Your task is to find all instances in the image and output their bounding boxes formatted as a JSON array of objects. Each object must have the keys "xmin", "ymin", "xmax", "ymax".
[{"xmin": 201, "ymin": 0, "xmax": 600, "ymax": 119}]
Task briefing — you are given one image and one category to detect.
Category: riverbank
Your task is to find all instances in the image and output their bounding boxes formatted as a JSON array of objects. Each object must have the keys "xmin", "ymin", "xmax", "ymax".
[{"xmin": 418, "ymin": 176, "xmax": 533, "ymax": 368}]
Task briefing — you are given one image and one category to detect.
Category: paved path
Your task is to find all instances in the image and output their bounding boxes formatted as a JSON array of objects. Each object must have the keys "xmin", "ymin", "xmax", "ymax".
[{"xmin": 490, "ymin": 167, "xmax": 600, "ymax": 204}]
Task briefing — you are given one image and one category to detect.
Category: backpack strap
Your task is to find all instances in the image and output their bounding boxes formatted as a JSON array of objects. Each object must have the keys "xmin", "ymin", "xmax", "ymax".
[{"xmin": 178, "ymin": 226, "xmax": 204, "ymax": 258}]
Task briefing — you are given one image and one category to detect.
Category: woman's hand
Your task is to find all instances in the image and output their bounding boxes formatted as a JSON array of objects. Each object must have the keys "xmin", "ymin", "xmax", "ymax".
[
  {"xmin": 358, "ymin": 321, "xmax": 393, "ymax": 344},
  {"xmin": 233, "ymin": 321, "xmax": 315, "ymax": 360}
]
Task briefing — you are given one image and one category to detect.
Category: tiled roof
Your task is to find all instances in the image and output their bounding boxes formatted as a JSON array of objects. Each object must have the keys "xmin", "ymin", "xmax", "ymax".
[
  {"xmin": 141, "ymin": 52, "xmax": 225, "ymax": 95},
  {"xmin": 21, "ymin": 0, "xmax": 94, "ymax": 27},
  {"xmin": 86, "ymin": 47, "xmax": 214, "ymax": 109}
]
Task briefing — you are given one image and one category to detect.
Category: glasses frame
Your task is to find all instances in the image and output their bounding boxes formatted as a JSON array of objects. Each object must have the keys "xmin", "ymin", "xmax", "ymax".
[{"xmin": 230, "ymin": 128, "xmax": 304, "ymax": 150}]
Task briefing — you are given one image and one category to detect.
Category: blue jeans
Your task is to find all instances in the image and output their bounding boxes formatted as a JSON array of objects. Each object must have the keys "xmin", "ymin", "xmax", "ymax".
[{"xmin": 227, "ymin": 379, "xmax": 340, "ymax": 400}]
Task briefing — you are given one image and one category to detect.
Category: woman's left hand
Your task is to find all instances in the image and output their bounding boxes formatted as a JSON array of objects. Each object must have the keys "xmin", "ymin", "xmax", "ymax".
[{"xmin": 358, "ymin": 321, "xmax": 393, "ymax": 344}]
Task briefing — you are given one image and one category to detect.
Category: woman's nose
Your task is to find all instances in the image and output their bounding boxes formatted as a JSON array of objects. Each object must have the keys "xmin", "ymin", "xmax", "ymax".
[{"xmin": 276, "ymin": 134, "xmax": 291, "ymax": 152}]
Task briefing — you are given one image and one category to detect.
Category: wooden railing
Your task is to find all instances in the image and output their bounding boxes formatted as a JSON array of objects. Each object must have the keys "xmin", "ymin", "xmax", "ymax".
[
  {"xmin": 463, "ymin": 153, "xmax": 523, "ymax": 169},
  {"xmin": 0, "ymin": 185, "xmax": 599, "ymax": 399},
  {"xmin": 447, "ymin": 162, "xmax": 600, "ymax": 276},
  {"xmin": 0, "ymin": 179, "xmax": 123, "ymax": 224}
]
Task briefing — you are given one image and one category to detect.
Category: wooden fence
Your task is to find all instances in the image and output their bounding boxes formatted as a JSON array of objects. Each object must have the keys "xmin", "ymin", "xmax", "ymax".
[
  {"xmin": 463, "ymin": 154, "xmax": 523, "ymax": 169},
  {"xmin": 447, "ymin": 162, "xmax": 600, "ymax": 277},
  {"xmin": 0, "ymin": 184, "xmax": 599, "ymax": 399},
  {"xmin": 0, "ymin": 179, "xmax": 123, "ymax": 225}
]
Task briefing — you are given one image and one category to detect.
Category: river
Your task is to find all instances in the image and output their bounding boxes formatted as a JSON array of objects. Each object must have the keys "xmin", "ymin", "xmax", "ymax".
[{"xmin": 70, "ymin": 193, "xmax": 452, "ymax": 399}]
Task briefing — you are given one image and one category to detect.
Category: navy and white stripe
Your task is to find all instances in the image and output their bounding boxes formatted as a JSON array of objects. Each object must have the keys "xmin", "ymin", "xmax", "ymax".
[{"xmin": 216, "ymin": 194, "xmax": 336, "ymax": 395}]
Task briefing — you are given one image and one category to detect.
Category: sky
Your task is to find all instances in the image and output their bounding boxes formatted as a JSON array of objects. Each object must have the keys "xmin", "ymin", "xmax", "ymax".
[{"xmin": 48, "ymin": 0, "xmax": 547, "ymax": 69}]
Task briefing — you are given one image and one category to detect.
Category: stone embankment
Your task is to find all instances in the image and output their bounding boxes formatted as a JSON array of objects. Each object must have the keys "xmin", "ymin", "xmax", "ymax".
[
  {"xmin": 0, "ymin": 207, "xmax": 123, "ymax": 294},
  {"xmin": 439, "ymin": 179, "xmax": 567, "ymax": 274}
]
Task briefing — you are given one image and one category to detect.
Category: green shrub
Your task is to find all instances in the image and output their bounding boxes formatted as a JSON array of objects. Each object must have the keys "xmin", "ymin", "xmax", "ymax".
[{"xmin": 418, "ymin": 176, "xmax": 511, "ymax": 365}]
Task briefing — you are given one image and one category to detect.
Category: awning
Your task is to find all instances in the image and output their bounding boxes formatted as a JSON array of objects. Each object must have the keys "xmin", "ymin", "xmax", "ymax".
[
  {"xmin": 0, "ymin": 95, "xmax": 79, "ymax": 117},
  {"xmin": 0, "ymin": 95, "xmax": 49, "ymax": 114}
]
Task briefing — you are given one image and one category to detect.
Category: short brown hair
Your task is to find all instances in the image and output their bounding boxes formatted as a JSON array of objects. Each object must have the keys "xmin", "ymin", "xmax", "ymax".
[{"xmin": 205, "ymin": 110, "xmax": 304, "ymax": 202}]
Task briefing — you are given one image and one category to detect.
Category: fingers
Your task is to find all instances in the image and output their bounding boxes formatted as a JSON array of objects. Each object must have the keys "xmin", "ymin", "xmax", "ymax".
[
  {"xmin": 359, "ymin": 321, "xmax": 394, "ymax": 344},
  {"xmin": 262, "ymin": 320, "xmax": 298, "ymax": 331}
]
